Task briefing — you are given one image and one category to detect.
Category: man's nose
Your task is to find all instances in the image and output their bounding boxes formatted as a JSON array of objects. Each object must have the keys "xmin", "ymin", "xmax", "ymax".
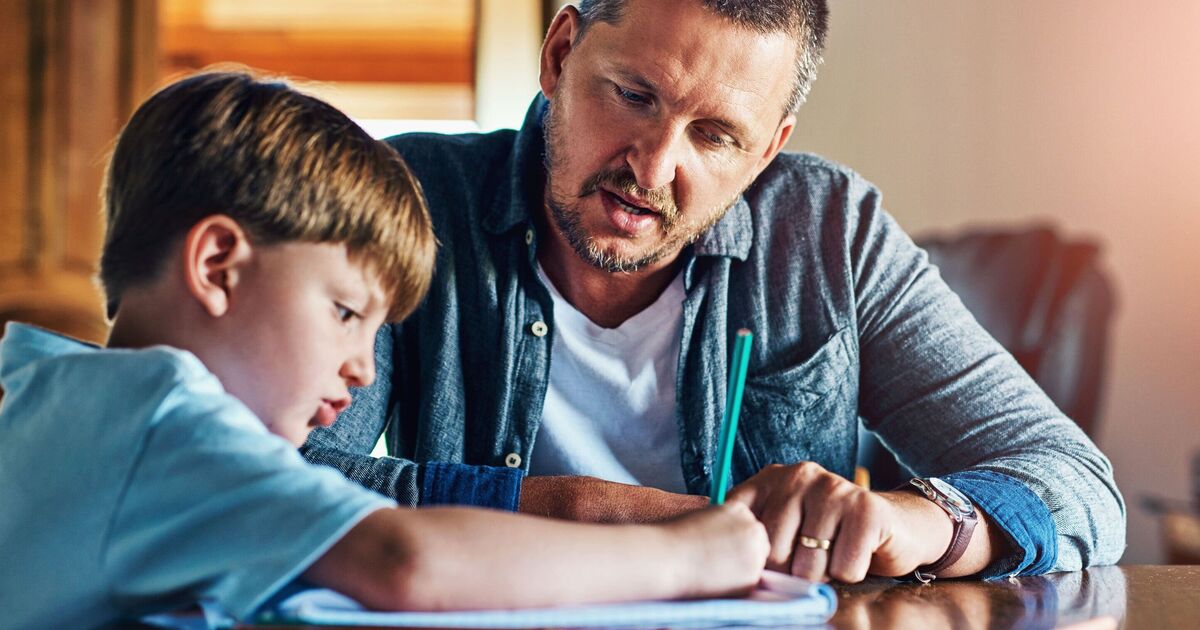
[
  {"xmin": 626, "ymin": 127, "xmax": 682, "ymax": 192},
  {"xmin": 340, "ymin": 341, "xmax": 376, "ymax": 389}
]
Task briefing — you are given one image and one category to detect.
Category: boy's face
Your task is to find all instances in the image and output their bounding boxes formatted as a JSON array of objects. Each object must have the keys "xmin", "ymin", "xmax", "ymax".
[{"xmin": 213, "ymin": 241, "xmax": 388, "ymax": 446}]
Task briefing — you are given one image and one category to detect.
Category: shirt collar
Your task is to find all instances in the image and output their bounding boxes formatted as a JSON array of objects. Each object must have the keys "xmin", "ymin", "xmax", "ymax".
[
  {"xmin": 481, "ymin": 96, "xmax": 549, "ymax": 236},
  {"xmin": 692, "ymin": 195, "xmax": 753, "ymax": 260},
  {"xmin": 483, "ymin": 94, "xmax": 753, "ymax": 262}
]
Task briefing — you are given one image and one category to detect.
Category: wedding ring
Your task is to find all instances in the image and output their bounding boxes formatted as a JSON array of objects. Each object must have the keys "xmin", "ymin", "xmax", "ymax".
[{"xmin": 798, "ymin": 535, "xmax": 832, "ymax": 550}]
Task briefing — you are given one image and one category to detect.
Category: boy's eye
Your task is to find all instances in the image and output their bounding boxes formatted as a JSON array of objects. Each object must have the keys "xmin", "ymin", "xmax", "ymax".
[{"xmin": 335, "ymin": 304, "xmax": 359, "ymax": 323}]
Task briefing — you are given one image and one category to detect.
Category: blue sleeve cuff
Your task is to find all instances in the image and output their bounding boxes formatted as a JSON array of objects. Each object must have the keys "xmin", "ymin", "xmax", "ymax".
[
  {"xmin": 419, "ymin": 462, "xmax": 525, "ymax": 511},
  {"xmin": 941, "ymin": 470, "xmax": 1058, "ymax": 578}
]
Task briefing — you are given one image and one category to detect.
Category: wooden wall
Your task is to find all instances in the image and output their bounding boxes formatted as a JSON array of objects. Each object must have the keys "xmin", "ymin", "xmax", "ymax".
[
  {"xmin": 0, "ymin": 0, "xmax": 479, "ymax": 351},
  {"xmin": 0, "ymin": 0, "xmax": 156, "ymax": 344}
]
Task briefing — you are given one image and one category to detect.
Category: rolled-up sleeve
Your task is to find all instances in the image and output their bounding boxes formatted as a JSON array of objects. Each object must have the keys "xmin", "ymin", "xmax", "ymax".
[
  {"xmin": 942, "ymin": 470, "xmax": 1057, "ymax": 577},
  {"xmin": 420, "ymin": 462, "xmax": 524, "ymax": 510}
]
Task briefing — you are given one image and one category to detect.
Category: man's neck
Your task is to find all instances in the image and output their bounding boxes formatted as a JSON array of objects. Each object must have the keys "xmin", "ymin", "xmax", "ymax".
[{"xmin": 537, "ymin": 230, "xmax": 683, "ymax": 330}]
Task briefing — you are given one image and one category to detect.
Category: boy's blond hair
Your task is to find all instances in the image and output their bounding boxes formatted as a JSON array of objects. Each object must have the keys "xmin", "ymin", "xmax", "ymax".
[{"xmin": 99, "ymin": 71, "xmax": 436, "ymax": 322}]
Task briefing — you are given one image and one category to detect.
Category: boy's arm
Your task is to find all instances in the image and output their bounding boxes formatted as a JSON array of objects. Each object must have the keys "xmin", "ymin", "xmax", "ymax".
[{"xmin": 303, "ymin": 503, "xmax": 769, "ymax": 611}]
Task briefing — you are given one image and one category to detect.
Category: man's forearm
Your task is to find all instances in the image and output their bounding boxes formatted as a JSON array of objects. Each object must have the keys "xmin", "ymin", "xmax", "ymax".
[
  {"xmin": 880, "ymin": 490, "xmax": 1011, "ymax": 579},
  {"xmin": 519, "ymin": 475, "xmax": 708, "ymax": 522}
]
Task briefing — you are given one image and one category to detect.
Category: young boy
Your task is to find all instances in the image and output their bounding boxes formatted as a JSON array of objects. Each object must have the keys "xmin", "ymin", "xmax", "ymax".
[{"xmin": 0, "ymin": 72, "xmax": 769, "ymax": 629}]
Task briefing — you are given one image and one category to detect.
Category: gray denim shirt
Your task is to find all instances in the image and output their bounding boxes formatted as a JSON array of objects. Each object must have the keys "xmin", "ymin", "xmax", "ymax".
[{"xmin": 303, "ymin": 97, "xmax": 1125, "ymax": 574}]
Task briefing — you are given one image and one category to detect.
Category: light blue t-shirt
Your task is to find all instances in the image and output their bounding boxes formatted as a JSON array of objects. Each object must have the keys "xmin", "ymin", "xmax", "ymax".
[{"xmin": 0, "ymin": 323, "xmax": 394, "ymax": 629}]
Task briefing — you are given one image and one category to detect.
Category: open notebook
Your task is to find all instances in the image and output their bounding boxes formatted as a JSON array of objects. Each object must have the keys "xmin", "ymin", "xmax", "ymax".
[{"xmin": 254, "ymin": 570, "xmax": 837, "ymax": 628}]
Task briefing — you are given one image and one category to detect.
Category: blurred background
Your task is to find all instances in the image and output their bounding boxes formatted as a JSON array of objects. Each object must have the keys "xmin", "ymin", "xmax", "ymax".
[{"xmin": 1, "ymin": 0, "xmax": 1196, "ymax": 566}]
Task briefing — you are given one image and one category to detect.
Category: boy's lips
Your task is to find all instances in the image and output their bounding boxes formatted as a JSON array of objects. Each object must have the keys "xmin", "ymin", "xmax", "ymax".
[{"xmin": 313, "ymin": 397, "xmax": 349, "ymax": 427}]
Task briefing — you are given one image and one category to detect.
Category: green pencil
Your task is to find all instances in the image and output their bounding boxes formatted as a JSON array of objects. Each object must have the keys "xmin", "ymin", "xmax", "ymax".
[{"xmin": 710, "ymin": 328, "xmax": 753, "ymax": 505}]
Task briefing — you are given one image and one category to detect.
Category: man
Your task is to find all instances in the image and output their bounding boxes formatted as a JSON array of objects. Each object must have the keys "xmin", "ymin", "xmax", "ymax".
[{"xmin": 304, "ymin": 0, "xmax": 1125, "ymax": 583}]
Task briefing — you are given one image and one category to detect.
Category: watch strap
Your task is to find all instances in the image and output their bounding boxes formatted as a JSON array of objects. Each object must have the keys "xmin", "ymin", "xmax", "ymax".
[
  {"xmin": 904, "ymin": 478, "xmax": 979, "ymax": 582},
  {"xmin": 914, "ymin": 511, "xmax": 977, "ymax": 581}
]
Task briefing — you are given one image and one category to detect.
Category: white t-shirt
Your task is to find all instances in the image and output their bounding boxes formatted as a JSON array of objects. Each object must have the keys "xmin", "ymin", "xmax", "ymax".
[
  {"xmin": 0, "ymin": 323, "xmax": 393, "ymax": 629},
  {"xmin": 529, "ymin": 265, "xmax": 688, "ymax": 493}
]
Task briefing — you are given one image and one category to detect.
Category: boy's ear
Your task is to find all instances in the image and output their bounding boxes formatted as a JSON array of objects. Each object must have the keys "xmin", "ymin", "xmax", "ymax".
[{"xmin": 181, "ymin": 215, "xmax": 253, "ymax": 318}]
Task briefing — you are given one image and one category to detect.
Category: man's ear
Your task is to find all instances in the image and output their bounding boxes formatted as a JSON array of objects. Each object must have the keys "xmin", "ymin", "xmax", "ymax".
[
  {"xmin": 752, "ymin": 113, "xmax": 797, "ymax": 179},
  {"xmin": 181, "ymin": 215, "xmax": 253, "ymax": 318},
  {"xmin": 539, "ymin": 5, "xmax": 581, "ymax": 99}
]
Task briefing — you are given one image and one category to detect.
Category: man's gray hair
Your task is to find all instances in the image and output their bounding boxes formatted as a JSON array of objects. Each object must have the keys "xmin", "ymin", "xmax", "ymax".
[{"xmin": 573, "ymin": 0, "xmax": 829, "ymax": 114}]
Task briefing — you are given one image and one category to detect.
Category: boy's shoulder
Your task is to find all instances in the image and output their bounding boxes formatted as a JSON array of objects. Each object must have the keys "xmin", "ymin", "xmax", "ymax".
[
  {"xmin": 0, "ymin": 323, "xmax": 249, "ymax": 438},
  {"xmin": 0, "ymin": 328, "xmax": 391, "ymax": 628},
  {"xmin": 2, "ymin": 322, "xmax": 201, "ymax": 388}
]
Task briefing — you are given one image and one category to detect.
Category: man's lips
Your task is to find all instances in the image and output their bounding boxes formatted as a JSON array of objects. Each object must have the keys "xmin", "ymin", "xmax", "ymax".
[
  {"xmin": 601, "ymin": 187, "xmax": 660, "ymax": 216},
  {"xmin": 600, "ymin": 190, "xmax": 660, "ymax": 235}
]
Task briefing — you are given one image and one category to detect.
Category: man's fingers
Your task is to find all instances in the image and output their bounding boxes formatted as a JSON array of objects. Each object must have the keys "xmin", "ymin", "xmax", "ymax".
[
  {"xmin": 727, "ymin": 463, "xmax": 882, "ymax": 582},
  {"xmin": 723, "ymin": 484, "xmax": 755, "ymax": 509},
  {"xmin": 826, "ymin": 499, "xmax": 876, "ymax": 583},
  {"xmin": 760, "ymin": 495, "xmax": 802, "ymax": 572},
  {"xmin": 791, "ymin": 491, "xmax": 841, "ymax": 581}
]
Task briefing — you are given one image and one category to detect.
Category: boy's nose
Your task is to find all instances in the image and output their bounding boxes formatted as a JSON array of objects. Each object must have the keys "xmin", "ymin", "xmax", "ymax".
[{"xmin": 340, "ymin": 346, "xmax": 376, "ymax": 388}]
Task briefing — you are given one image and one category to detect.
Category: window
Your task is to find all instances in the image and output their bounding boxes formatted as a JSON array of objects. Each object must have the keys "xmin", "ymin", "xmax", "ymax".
[{"xmin": 159, "ymin": 0, "xmax": 479, "ymax": 137}]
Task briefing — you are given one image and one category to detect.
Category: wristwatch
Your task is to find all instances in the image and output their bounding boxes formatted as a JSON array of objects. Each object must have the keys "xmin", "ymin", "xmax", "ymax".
[{"xmin": 907, "ymin": 477, "xmax": 978, "ymax": 583}]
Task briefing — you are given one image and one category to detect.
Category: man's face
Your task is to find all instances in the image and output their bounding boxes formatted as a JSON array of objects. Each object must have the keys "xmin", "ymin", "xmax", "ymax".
[
  {"xmin": 214, "ymin": 242, "xmax": 389, "ymax": 446},
  {"xmin": 541, "ymin": 0, "xmax": 798, "ymax": 273}
]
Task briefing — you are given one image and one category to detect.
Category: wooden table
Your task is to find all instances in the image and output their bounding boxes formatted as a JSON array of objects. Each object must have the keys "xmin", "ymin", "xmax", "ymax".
[
  {"xmin": 238, "ymin": 565, "xmax": 1197, "ymax": 629},
  {"xmin": 828, "ymin": 565, "xmax": 1198, "ymax": 629}
]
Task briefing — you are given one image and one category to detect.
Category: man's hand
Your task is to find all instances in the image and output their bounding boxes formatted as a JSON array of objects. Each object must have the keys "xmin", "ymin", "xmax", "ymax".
[
  {"xmin": 726, "ymin": 462, "xmax": 1002, "ymax": 583},
  {"xmin": 519, "ymin": 475, "xmax": 708, "ymax": 523}
]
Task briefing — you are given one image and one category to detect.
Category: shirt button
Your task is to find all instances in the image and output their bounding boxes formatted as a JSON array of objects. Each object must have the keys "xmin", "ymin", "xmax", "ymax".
[
  {"xmin": 524, "ymin": 228, "xmax": 534, "ymax": 245},
  {"xmin": 505, "ymin": 452, "xmax": 522, "ymax": 468},
  {"xmin": 530, "ymin": 320, "xmax": 549, "ymax": 337}
]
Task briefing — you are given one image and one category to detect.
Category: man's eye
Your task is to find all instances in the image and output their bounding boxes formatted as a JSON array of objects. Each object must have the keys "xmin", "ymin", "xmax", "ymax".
[
  {"xmin": 613, "ymin": 85, "xmax": 649, "ymax": 106},
  {"xmin": 335, "ymin": 304, "xmax": 359, "ymax": 323},
  {"xmin": 696, "ymin": 127, "xmax": 731, "ymax": 148}
]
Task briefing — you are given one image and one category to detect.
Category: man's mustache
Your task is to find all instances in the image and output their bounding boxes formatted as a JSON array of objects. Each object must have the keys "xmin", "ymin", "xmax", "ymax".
[{"xmin": 579, "ymin": 168, "xmax": 678, "ymax": 221}]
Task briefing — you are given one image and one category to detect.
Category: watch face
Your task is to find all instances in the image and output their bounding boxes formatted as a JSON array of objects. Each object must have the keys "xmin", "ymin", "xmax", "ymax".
[{"xmin": 928, "ymin": 477, "xmax": 974, "ymax": 517}]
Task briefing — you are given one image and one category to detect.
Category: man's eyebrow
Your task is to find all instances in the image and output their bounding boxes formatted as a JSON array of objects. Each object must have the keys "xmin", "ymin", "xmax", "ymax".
[
  {"xmin": 709, "ymin": 116, "xmax": 749, "ymax": 142},
  {"xmin": 613, "ymin": 69, "xmax": 660, "ymax": 94}
]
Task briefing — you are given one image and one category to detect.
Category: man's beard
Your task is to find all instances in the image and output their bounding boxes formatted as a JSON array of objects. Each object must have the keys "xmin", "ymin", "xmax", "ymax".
[{"xmin": 542, "ymin": 99, "xmax": 740, "ymax": 274}]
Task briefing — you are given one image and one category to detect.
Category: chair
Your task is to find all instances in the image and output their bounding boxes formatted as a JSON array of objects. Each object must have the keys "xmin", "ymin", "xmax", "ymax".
[{"xmin": 857, "ymin": 225, "xmax": 1117, "ymax": 489}]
